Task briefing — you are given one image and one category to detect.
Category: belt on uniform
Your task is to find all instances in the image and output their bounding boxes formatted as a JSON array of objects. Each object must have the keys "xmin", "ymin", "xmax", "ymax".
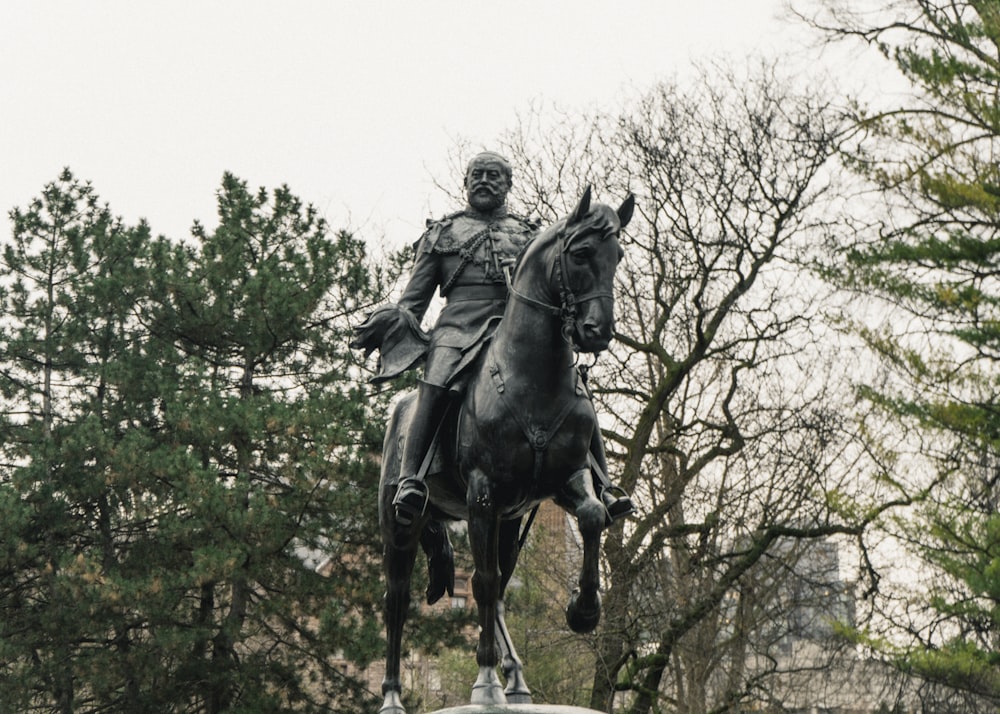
[{"xmin": 444, "ymin": 284, "xmax": 508, "ymax": 302}]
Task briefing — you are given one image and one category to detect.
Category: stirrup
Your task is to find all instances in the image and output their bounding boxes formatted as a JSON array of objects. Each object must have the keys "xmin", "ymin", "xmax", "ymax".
[
  {"xmin": 393, "ymin": 477, "xmax": 428, "ymax": 527},
  {"xmin": 601, "ymin": 486, "xmax": 635, "ymax": 524}
]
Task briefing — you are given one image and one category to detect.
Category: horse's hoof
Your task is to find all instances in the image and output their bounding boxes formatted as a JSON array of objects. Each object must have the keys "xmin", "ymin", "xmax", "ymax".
[
  {"xmin": 471, "ymin": 667, "xmax": 507, "ymax": 706},
  {"xmin": 566, "ymin": 588, "xmax": 602, "ymax": 633},
  {"xmin": 379, "ymin": 690, "xmax": 406, "ymax": 714},
  {"xmin": 502, "ymin": 662, "xmax": 532, "ymax": 704},
  {"xmin": 505, "ymin": 687, "xmax": 532, "ymax": 705}
]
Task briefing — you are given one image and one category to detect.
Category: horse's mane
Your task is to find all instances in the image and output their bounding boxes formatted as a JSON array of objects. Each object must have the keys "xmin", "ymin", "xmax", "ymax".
[
  {"xmin": 513, "ymin": 203, "xmax": 621, "ymax": 278},
  {"xmin": 562, "ymin": 203, "xmax": 622, "ymax": 247}
]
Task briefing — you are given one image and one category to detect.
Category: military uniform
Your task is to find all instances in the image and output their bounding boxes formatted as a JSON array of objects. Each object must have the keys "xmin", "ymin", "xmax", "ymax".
[{"xmin": 399, "ymin": 207, "xmax": 536, "ymax": 389}]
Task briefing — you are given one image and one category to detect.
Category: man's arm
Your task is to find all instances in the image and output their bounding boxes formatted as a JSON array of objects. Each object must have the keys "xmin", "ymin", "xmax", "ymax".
[
  {"xmin": 398, "ymin": 212, "xmax": 455, "ymax": 322},
  {"xmin": 349, "ymin": 224, "xmax": 442, "ymax": 381},
  {"xmin": 396, "ymin": 236, "xmax": 441, "ymax": 323}
]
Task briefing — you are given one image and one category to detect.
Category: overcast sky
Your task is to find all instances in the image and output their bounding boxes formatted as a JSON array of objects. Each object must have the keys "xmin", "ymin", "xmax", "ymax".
[{"xmin": 2, "ymin": 1, "xmax": 862, "ymax": 249}]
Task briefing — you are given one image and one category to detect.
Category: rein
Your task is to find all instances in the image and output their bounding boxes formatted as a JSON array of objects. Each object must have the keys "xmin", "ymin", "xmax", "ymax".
[{"xmin": 504, "ymin": 230, "xmax": 614, "ymax": 345}]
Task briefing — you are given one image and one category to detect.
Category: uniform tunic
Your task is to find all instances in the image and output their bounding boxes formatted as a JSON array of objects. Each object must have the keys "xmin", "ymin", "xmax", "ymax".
[{"xmin": 399, "ymin": 207, "xmax": 535, "ymax": 389}]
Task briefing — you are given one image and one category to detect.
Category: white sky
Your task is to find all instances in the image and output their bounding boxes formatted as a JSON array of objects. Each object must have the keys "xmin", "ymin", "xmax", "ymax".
[{"xmin": 2, "ymin": 1, "xmax": 856, "ymax": 249}]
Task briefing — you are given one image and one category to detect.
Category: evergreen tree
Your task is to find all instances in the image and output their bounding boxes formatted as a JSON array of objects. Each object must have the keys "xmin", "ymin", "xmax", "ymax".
[
  {"xmin": 137, "ymin": 173, "xmax": 388, "ymax": 712},
  {"xmin": 0, "ymin": 168, "xmax": 155, "ymax": 712},
  {"xmin": 810, "ymin": 0, "xmax": 1000, "ymax": 702},
  {"xmin": 0, "ymin": 170, "xmax": 393, "ymax": 712}
]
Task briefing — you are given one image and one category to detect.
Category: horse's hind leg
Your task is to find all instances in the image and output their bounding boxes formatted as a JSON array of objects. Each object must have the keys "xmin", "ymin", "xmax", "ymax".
[
  {"xmin": 496, "ymin": 518, "xmax": 531, "ymax": 704},
  {"xmin": 466, "ymin": 470, "xmax": 507, "ymax": 706},
  {"xmin": 378, "ymin": 398, "xmax": 418, "ymax": 714},
  {"xmin": 380, "ymin": 537, "xmax": 418, "ymax": 714},
  {"xmin": 381, "ymin": 534, "xmax": 420, "ymax": 714},
  {"xmin": 560, "ymin": 468, "xmax": 604, "ymax": 634}
]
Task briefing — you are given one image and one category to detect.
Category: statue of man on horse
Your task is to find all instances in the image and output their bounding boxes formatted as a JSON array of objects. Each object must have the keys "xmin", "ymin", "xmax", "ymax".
[
  {"xmin": 351, "ymin": 153, "xmax": 636, "ymax": 711},
  {"xmin": 352, "ymin": 151, "xmax": 634, "ymax": 529}
]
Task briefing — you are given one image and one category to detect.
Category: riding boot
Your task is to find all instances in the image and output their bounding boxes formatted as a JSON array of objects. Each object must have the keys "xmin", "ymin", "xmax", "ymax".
[
  {"xmin": 590, "ymin": 431, "xmax": 636, "ymax": 525},
  {"xmin": 394, "ymin": 381, "xmax": 451, "ymax": 527}
]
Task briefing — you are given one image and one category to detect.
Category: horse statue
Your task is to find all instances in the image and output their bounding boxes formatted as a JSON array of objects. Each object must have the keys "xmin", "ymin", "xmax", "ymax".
[{"xmin": 377, "ymin": 188, "xmax": 634, "ymax": 713}]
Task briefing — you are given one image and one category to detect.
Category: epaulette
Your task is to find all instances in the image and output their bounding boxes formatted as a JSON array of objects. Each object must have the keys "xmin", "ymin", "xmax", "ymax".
[
  {"xmin": 415, "ymin": 210, "xmax": 538, "ymax": 253},
  {"xmin": 425, "ymin": 209, "xmax": 465, "ymax": 229},
  {"xmin": 508, "ymin": 212, "xmax": 541, "ymax": 231},
  {"xmin": 415, "ymin": 211, "xmax": 463, "ymax": 253}
]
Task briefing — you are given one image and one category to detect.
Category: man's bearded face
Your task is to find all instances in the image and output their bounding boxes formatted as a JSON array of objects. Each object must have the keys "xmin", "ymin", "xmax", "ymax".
[{"xmin": 465, "ymin": 160, "xmax": 510, "ymax": 212}]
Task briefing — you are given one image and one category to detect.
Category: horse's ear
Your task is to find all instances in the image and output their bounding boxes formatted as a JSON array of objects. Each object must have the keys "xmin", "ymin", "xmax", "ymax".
[
  {"xmin": 568, "ymin": 185, "xmax": 592, "ymax": 225},
  {"xmin": 617, "ymin": 194, "xmax": 635, "ymax": 229}
]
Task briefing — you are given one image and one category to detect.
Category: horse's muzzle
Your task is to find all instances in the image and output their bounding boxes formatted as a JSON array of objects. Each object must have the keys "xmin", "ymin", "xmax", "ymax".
[{"xmin": 575, "ymin": 316, "xmax": 613, "ymax": 353}]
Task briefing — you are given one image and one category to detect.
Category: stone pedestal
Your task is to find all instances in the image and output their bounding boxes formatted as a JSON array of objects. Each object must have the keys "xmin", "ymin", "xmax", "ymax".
[{"xmin": 430, "ymin": 706, "xmax": 604, "ymax": 714}]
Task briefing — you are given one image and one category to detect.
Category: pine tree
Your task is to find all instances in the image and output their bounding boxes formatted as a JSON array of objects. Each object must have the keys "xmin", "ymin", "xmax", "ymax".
[
  {"xmin": 0, "ymin": 168, "xmax": 160, "ymax": 711},
  {"xmin": 0, "ymin": 170, "xmax": 394, "ymax": 712},
  {"xmin": 812, "ymin": 0, "xmax": 1000, "ymax": 702},
  {"xmin": 138, "ymin": 173, "xmax": 388, "ymax": 712}
]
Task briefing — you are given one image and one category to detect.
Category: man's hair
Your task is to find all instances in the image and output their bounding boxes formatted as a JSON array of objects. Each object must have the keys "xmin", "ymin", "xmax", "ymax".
[{"xmin": 465, "ymin": 151, "xmax": 513, "ymax": 185}]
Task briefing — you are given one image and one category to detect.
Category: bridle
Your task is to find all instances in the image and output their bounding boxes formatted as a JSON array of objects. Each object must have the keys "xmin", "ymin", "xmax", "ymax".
[{"xmin": 505, "ymin": 227, "xmax": 616, "ymax": 347}]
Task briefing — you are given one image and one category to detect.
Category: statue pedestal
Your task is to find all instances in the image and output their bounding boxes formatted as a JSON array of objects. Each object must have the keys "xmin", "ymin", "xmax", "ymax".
[{"xmin": 431, "ymin": 706, "xmax": 604, "ymax": 714}]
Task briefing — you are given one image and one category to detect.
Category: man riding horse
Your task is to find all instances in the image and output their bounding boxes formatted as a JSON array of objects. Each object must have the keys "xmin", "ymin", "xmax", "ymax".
[{"xmin": 353, "ymin": 151, "xmax": 634, "ymax": 529}]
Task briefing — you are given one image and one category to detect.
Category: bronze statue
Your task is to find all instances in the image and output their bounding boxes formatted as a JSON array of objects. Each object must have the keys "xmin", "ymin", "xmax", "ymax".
[
  {"xmin": 352, "ymin": 155, "xmax": 635, "ymax": 712},
  {"xmin": 354, "ymin": 153, "xmax": 633, "ymax": 527}
]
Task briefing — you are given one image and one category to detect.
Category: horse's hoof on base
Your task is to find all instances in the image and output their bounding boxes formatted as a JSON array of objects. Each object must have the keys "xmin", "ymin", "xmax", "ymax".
[
  {"xmin": 505, "ymin": 688, "xmax": 532, "ymax": 705},
  {"xmin": 380, "ymin": 690, "xmax": 406, "ymax": 714},
  {"xmin": 471, "ymin": 668, "xmax": 507, "ymax": 706},
  {"xmin": 566, "ymin": 588, "xmax": 602, "ymax": 633},
  {"xmin": 502, "ymin": 659, "xmax": 532, "ymax": 703}
]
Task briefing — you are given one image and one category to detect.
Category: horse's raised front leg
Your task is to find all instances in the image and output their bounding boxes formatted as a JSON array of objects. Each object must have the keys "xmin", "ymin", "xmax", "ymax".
[
  {"xmin": 561, "ymin": 467, "xmax": 604, "ymax": 633},
  {"xmin": 496, "ymin": 518, "xmax": 531, "ymax": 703},
  {"xmin": 380, "ymin": 530, "xmax": 420, "ymax": 714},
  {"xmin": 466, "ymin": 469, "xmax": 506, "ymax": 706}
]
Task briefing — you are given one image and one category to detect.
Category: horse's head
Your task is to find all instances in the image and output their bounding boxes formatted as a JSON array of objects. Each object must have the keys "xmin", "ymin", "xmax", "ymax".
[{"xmin": 513, "ymin": 187, "xmax": 634, "ymax": 353}]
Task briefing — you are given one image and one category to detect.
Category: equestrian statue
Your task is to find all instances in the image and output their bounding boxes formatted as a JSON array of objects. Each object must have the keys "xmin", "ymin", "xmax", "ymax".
[{"xmin": 352, "ymin": 152, "xmax": 634, "ymax": 713}]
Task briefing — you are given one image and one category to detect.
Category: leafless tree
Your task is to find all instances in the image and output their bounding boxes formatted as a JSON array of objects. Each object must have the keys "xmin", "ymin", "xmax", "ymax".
[{"xmin": 468, "ymin": 62, "xmax": 895, "ymax": 713}]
